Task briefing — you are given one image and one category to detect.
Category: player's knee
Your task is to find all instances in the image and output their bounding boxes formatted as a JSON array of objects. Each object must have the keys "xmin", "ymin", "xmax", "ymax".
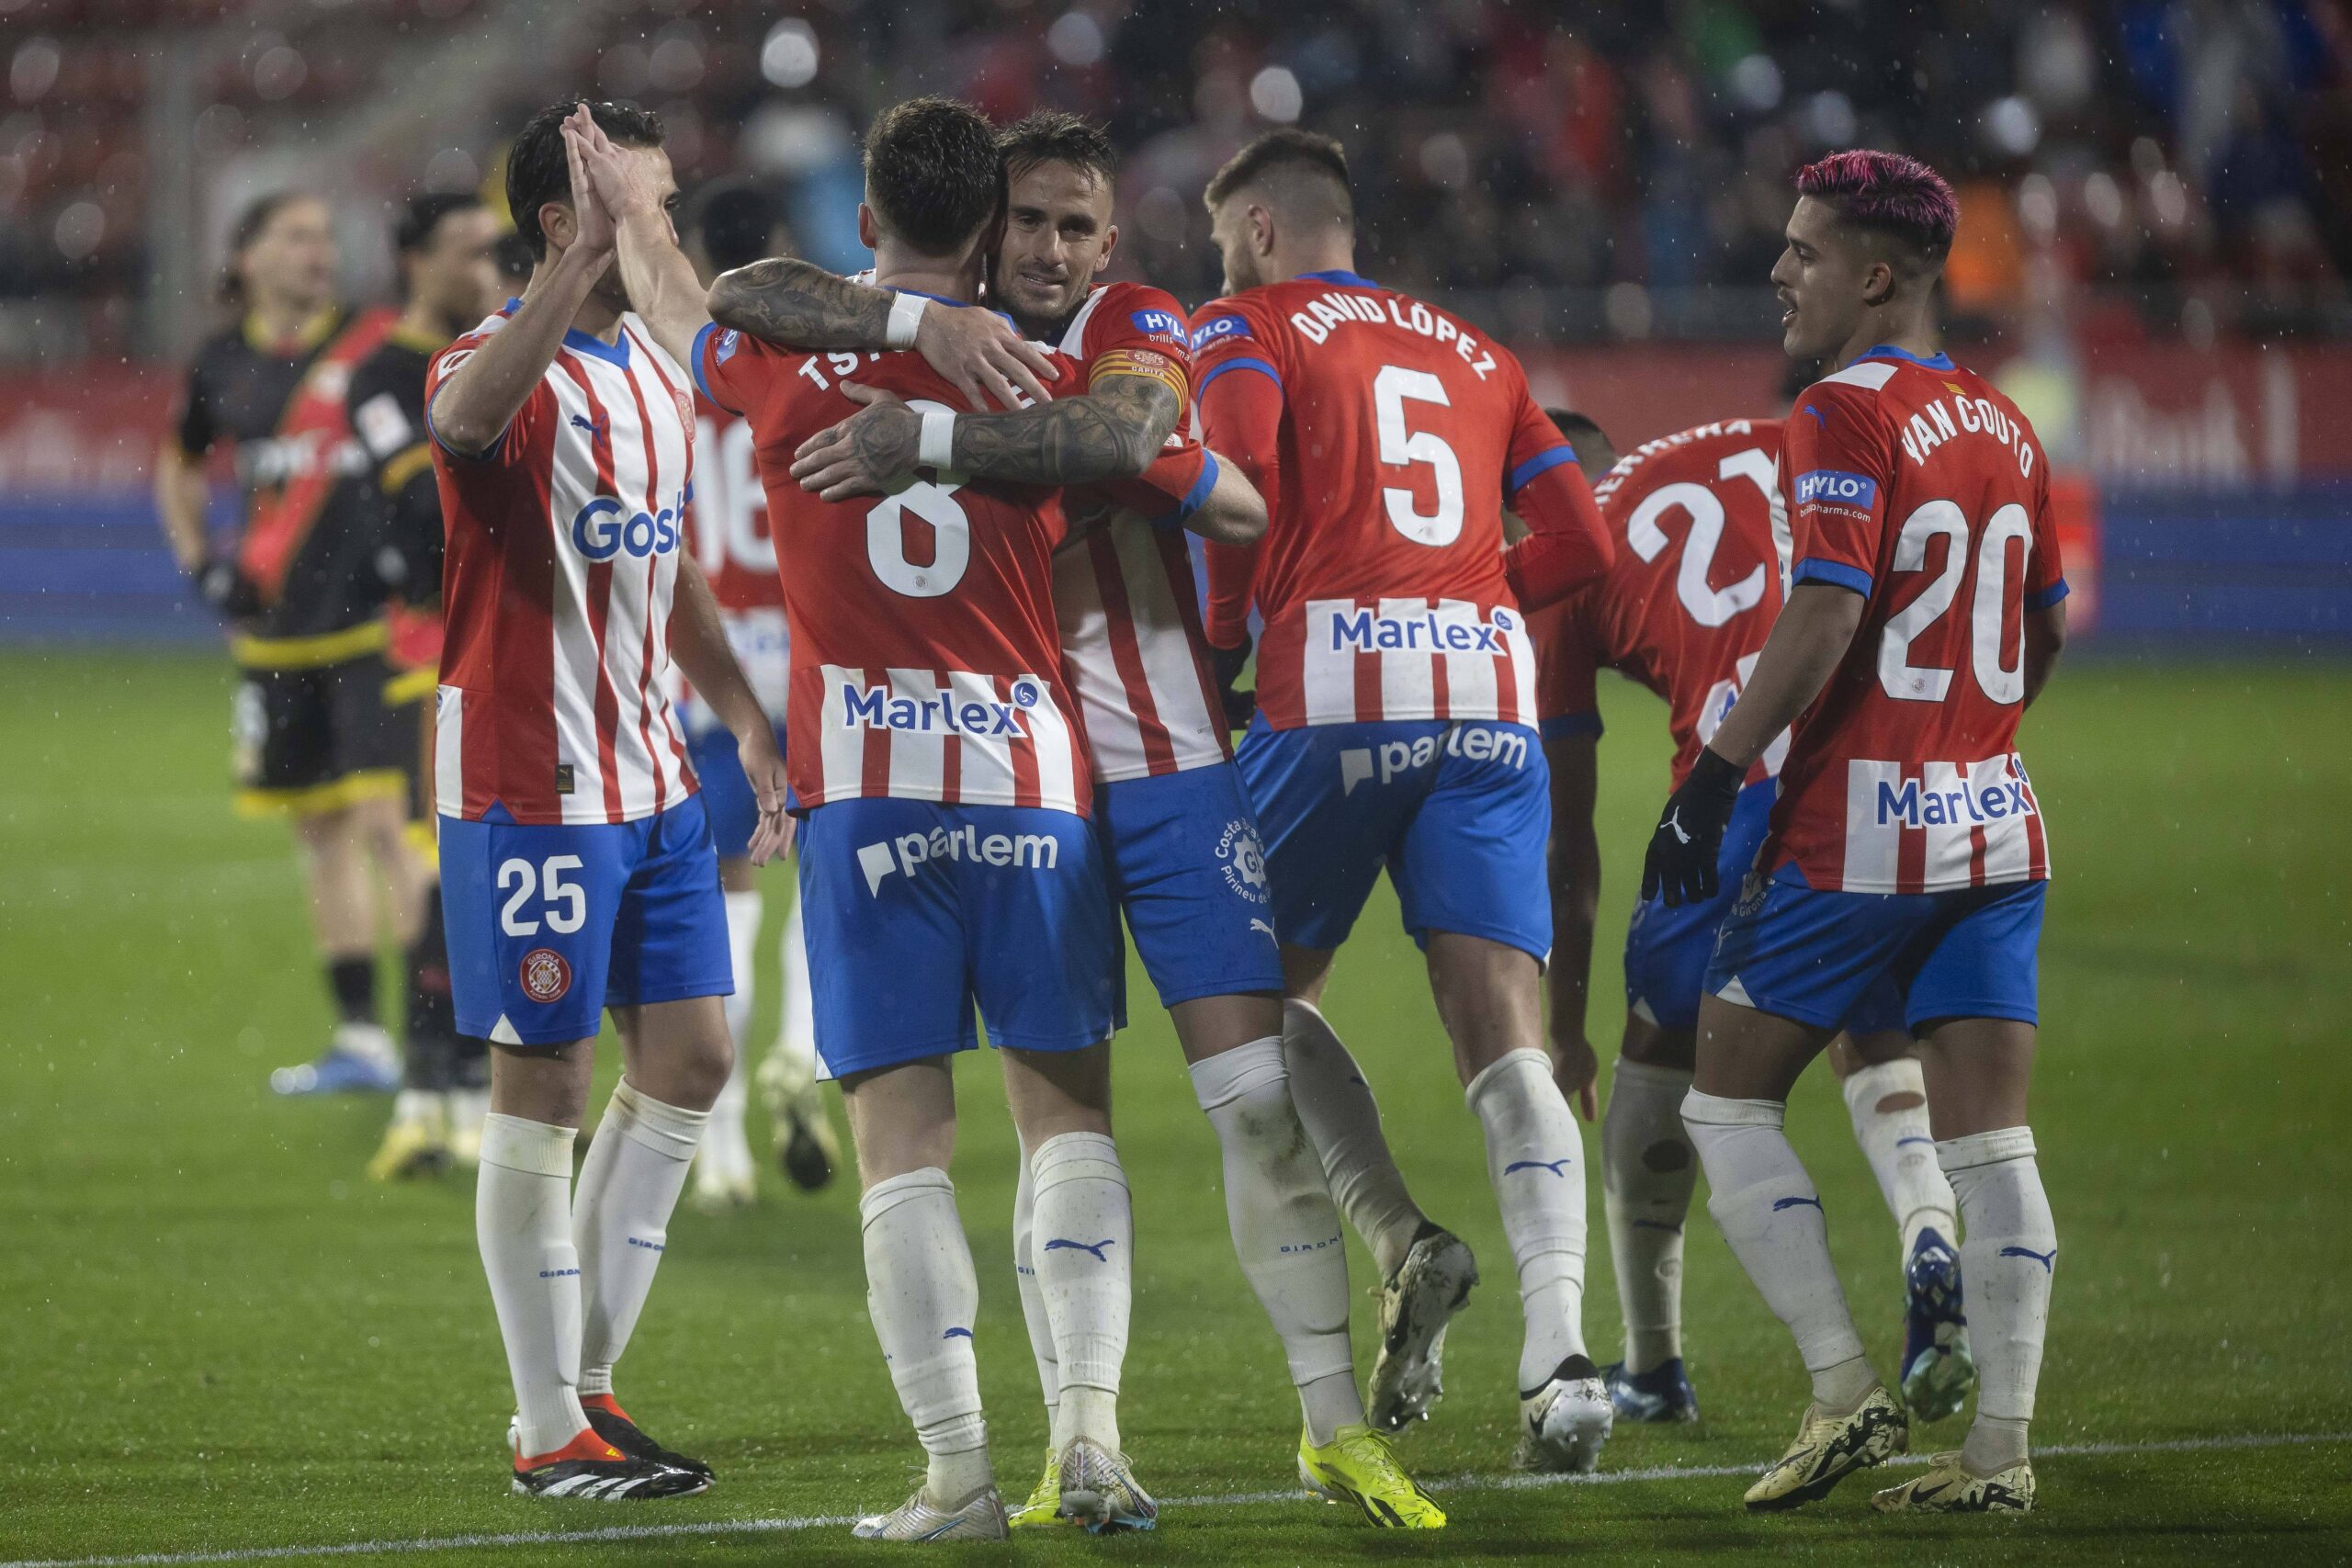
[
  {"xmin": 1190, "ymin": 1038, "xmax": 1306, "ymax": 1153},
  {"xmin": 292, "ymin": 802, "xmax": 357, "ymax": 851},
  {"xmin": 665, "ymin": 1031, "xmax": 735, "ymax": 1109},
  {"xmin": 1620, "ymin": 1017, "xmax": 1696, "ymax": 1072}
]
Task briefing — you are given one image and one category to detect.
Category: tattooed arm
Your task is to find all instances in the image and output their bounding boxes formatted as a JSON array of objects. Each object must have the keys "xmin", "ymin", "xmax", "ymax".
[
  {"xmin": 707, "ymin": 259, "xmax": 1054, "ymax": 411},
  {"xmin": 788, "ymin": 372, "xmax": 1179, "ymax": 500}
]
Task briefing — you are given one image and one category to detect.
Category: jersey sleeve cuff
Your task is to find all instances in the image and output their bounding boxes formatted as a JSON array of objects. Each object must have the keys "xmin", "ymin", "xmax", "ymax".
[
  {"xmin": 1792, "ymin": 558, "xmax": 1872, "ymax": 596},
  {"xmin": 1196, "ymin": 357, "xmax": 1282, "ymax": 397},
  {"xmin": 1540, "ymin": 711, "xmax": 1603, "ymax": 741},
  {"xmin": 690, "ymin": 321, "xmax": 745, "ymax": 416},
  {"xmin": 424, "ymin": 380, "xmax": 505, "ymax": 463},
  {"xmin": 1508, "ymin": 446, "xmax": 1578, "ymax": 493},
  {"xmin": 1150, "ymin": 453, "xmax": 1219, "ymax": 531},
  {"xmin": 2024, "ymin": 578, "xmax": 2071, "ymax": 611}
]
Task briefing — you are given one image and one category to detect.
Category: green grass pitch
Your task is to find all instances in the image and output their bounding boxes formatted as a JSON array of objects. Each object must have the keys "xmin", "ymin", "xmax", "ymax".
[{"xmin": 2, "ymin": 649, "xmax": 2346, "ymax": 1565}]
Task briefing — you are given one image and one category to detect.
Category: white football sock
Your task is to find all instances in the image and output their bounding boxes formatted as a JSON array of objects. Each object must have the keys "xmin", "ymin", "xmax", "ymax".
[
  {"xmin": 1941, "ymin": 1127, "xmax": 2054, "ymax": 1473},
  {"xmin": 1465, "ymin": 1048, "xmax": 1590, "ymax": 1391},
  {"xmin": 719, "ymin": 888, "xmax": 762, "ymax": 1061},
  {"xmin": 1683, "ymin": 1089, "xmax": 1874, "ymax": 1411},
  {"xmin": 1189, "ymin": 1036, "xmax": 1362, "ymax": 1445},
  {"xmin": 862, "ymin": 1168, "xmax": 992, "ymax": 1502},
  {"xmin": 687, "ymin": 890, "xmax": 763, "ymax": 1188},
  {"xmin": 774, "ymin": 893, "xmax": 817, "ymax": 1077},
  {"xmin": 1842, "ymin": 1057, "xmax": 1959, "ymax": 1261},
  {"xmin": 1602, "ymin": 1056, "xmax": 1696, "ymax": 1373},
  {"xmin": 1030, "ymin": 1131, "xmax": 1131, "ymax": 1453},
  {"xmin": 574, "ymin": 1082, "xmax": 707, "ymax": 1397},
  {"xmin": 1281, "ymin": 998, "xmax": 1429, "ymax": 1280},
  {"xmin": 1009, "ymin": 1140, "xmax": 1059, "ymax": 1424},
  {"xmin": 477, "ymin": 1113, "xmax": 588, "ymax": 1459}
]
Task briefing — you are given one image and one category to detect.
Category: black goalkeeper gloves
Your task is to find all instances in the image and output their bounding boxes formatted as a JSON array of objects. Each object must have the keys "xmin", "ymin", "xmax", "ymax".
[
  {"xmin": 1207, "ymin": 633, "xmax": 1256, "ymax": 732},
  {"xmin": 1640, "ymin": 747, "xmax": 1747, "ymax": 908},
  {"xmin": 192, "ymin": 555, "xmax": 261, "ymax": 619}
]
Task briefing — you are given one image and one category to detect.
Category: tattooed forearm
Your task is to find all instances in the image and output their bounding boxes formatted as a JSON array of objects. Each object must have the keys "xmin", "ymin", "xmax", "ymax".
[
  {"xmin": 707, "ymin": 258, "xmax": 897, "ymax": 349},
  {"xmin": 948, "ymin": 374, "xmax": 1179, "ymax": 485}
]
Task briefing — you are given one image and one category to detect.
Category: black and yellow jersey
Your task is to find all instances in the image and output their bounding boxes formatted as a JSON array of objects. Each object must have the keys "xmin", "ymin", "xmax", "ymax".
[{"xmin": 173, "ymin": 304, "xmax": 401, "ymax": 664}]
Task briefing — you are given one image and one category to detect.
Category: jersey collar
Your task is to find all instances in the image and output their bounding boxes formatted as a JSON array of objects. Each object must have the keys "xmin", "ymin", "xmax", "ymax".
[
  {"xmin": 242, "ymin": 303, "xmax": 341, "ymax": 355},
  {"xmin": 1855, "ymin": 343, "xmax": 1955, "ymax": 371},
  {"xmin": 498, "ymin": 297, "xmax": 633, "ymax": 368},
  {"xmin": 1299, "ymin": 268, "xmax": 1379, "ymax": 289}
]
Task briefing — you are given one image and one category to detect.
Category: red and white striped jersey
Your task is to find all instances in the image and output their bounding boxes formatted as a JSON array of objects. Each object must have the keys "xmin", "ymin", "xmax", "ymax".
[
  {"xmin": 694, "ymin": 313, "xmax": 1091, "ymax": 816},
  {"xmin": 676, "ymin": 395, "xmax": 788, "ymax": 733},
  {"xmin": 1192, "ymin": 271, "xmax": 1612, "ymax": 730},
  {"xmin": 1043, "ymin": 281, "xmax": 1230, "ymax": 784},
  {"xmin": 1770, "ymin": 346, "xmax": 2067, "ymax": 894},
  {"xmin": 426, "ymin": 307, "xmax": 697, "ymax": 825},
  {"xmin": 1531, "ymin": 420, "xmax": 1791, "ymax": 789}
]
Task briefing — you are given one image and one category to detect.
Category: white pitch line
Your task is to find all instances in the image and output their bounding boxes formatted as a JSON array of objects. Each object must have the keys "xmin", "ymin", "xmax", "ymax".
[{"xmin": 6, "ymin": 1429, "xmax": 2346, "ymax": 1568}]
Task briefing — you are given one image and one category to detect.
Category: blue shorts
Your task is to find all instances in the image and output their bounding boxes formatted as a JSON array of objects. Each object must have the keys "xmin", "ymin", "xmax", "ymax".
[
  {"xmin": 1233, "ymin": 715, "xmax": 1551, "ymax": 962},
  {"xmin": 687, "ymin": 721, "xmax": 790, "ymax": 861},
  {"xmin": 796, "ymin": 798, "xmax": 1120, "ymax": 1078},
  {"xmin": 1624, "ymin": 781, "xmax": 1775, "ymax": 1032},
  {"xmin": 1704, "ymin": 863, "xmax": 2047, "ymax": 1034},
  {"xmin": 1097, "ymin": 764, "xmax": 1283, "ymax": 1010},
  {"xmin": 439, "ymin": 795, "xmax": 731, "ymax": 1047}
]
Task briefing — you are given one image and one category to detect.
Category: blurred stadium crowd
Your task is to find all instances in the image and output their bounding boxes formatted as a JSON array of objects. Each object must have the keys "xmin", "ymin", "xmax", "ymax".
[{"xmin": 1, "ymin": 0, "xmax": 2347, "ymax": 365}]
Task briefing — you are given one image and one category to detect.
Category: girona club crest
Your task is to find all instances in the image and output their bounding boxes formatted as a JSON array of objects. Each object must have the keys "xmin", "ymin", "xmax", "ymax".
[{"xmin": 519, "ymin": 947, "xmax": 572, "ymax": 1004}]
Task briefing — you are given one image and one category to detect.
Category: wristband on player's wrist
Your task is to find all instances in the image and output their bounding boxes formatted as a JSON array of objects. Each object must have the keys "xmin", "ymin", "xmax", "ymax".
[
  {"xmin": 886, "ymin": 291, "xmax": 929, "ymax": 349},
  {"xmin": 1686, "ymin": 747, "xmax": 1746, "ymax": 803},
  {"xmin": 918, "ymin": 409, "xmax": 957, "ymax": 469}
]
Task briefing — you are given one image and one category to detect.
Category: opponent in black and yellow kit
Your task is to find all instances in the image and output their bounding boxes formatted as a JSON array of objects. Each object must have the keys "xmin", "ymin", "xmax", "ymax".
[
  {"xmin": 343, "ymin": 192, "xmax": 505, "ymax": 1175},
  {"xmin": 175, "ymin": 299, "xmax": 407, "ymax": 814},
  {"xmin": 157, "ymin": 191, "xmax": 427, "ymax": 1097}
]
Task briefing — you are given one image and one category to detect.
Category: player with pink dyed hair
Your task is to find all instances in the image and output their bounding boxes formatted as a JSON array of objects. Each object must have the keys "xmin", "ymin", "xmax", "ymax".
[{"xmin": 1644, "ymin": 149, "xmax": 2067, "ymax": 1516}]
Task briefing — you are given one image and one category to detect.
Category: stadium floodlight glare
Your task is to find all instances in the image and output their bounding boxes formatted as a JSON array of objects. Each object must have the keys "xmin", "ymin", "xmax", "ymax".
[{"xmin": 761, "ymin": 19, "xmax": 820, "ymax": 89}]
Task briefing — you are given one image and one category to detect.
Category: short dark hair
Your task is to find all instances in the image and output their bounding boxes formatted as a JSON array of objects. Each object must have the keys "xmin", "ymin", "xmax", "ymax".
[
  {"xmin": 691, "ymin": 179, "xmax": 781, "ymax": 276},
  {"xmin": 219, "ymin": 189, "xmax": 317, "ymax": 306},
  {"xmin": 1547, "ymin": 410, "xmax": 1608, "ymax": 450},
  {"xmin": 506, "ymin": 99, "xmax": 664, "ymax": 260},
  {"xmin": 998, "ymin": 110, "xmax": 1117, "ymax": 188},
  {"xmin": 863, "ymin": 96, "xmax": 1004, "ymax": 257},
  {"xmin": 1204, "ymin": 129, "xmax": 1352, "ymax": 226},
  {"xmin": 1794, "ymin": 149, "xmax": 1958, "ymax": 275},
  {"xmin": 394, "ymin": 191, "xmax": 486, "ymax": 257}
]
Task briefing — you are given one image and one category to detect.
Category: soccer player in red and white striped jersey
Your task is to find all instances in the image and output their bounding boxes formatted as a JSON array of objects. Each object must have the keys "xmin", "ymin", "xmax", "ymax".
[
  {"xmin": 1645, "ymin": 152, "xmax": 2067, "ymax": 1517},
  {"xmin": 1524, "ymin": 411, "xmax": 1974, "ymax": 1434},
  {"xmin": 425, "ymin": 100, "xmax": 786, "ymax": 1503},
  {"xmin": 586, "ymin": 96, "xmax": 1155, "ymax": 1540},
  {"xmin": 1188, "ymin": 130, "xmax": 1619, "ymax": 1477},
  {"xmin": 773, "ymin": 110, "xmax": 1437, "ymax": 1526}
]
